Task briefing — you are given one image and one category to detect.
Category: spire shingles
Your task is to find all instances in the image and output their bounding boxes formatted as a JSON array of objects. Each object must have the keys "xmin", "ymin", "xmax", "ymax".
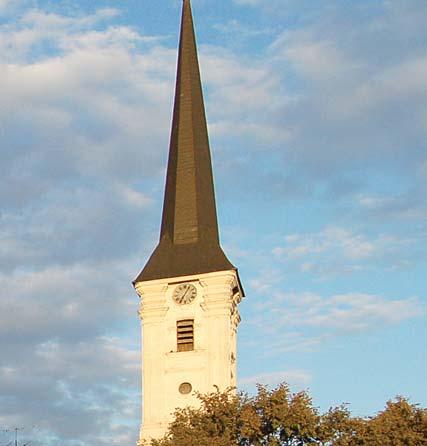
[{"xmin": 134, "ymin": 0, "xmax": 235, "ymax": 283}]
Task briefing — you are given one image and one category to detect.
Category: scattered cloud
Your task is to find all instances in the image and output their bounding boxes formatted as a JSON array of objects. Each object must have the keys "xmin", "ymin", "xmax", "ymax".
[
  {"xmin": 0, "ymin": 336, "xmax": 140, "ymax": 446},
  {"xmin": 0, "ymin": 262, "xmax": 134, "ymax": 342},
  {"xmin": 0, "ymin": 184, "xmax": 154, "ymax": 271},
  {"xmin": 358, "ymin": 191, "xmax": 427, "ymax": 222},
  {"xmin": 240, "ymin": 369, "xmax": 312, "ymax": 389},
  {"xmin": 233, "ymin": 0, "xmax": 261, "ymax": 5},
  {"xmin": 1, "ymin": 0, "xmax": 427, "ymax": 443},
  {"xmin": 263, "ymin": 292, "xmax": 424, "ymax": 332},
  {"xmin": 0, "ymin": 9, "xmax": 170, "ymax": 444},
  {"xmin": 0, "ymin": 260, "xmax": 140, "ymax": 446},
  {"xmin": 201, "ymin": 45, "xmax": 289, "ymax": 142},
  {"xmin": 243, "ymin": 290, "xmax": 424, "ymax": 358},
  {"xmin": 0, "ymin": 0, "xmax": 16, "ymax": 13},
  {"xmin": 227, "ymin": 0, "xmax": 427, "ymax": 185},
  {"xmin": 271, "ymin": 226, "xmax": 425, "ymax": 276},
  {"xmin": 213, "ymin": 19, "xmax": 272, "ymax": 39}
]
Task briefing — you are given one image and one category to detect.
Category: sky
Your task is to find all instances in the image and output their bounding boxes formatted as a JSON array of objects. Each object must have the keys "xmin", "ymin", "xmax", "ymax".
[{"xmin": 1, "ymin": 0, "xmax": 426, "ymax": 444}]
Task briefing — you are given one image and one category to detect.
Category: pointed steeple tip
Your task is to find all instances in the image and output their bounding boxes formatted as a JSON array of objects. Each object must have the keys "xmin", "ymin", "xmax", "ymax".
[{"xmin": 134, "ymin": 0, "xmax": 236, "ymax": 283}]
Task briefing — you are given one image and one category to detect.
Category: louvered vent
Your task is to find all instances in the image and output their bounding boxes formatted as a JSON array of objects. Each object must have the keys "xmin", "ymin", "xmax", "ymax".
[{"xmin": 177, "ymin": 319, "xmax": 194, "ymax": 352}]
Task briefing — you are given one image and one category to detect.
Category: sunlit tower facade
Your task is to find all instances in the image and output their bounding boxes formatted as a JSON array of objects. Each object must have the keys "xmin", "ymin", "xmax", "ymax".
[{"xmin": 133, "ymin": 0, "xmax": 244, "ymax": 443}]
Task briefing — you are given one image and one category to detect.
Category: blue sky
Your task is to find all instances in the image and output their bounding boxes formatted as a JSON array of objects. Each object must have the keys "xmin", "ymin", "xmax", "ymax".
[{"xmin": 1, "ymin": 0, "xmax": 426, "ymax": 445}]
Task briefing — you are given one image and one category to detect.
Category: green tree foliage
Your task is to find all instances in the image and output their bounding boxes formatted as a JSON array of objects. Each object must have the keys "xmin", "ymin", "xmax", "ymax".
[
  {"xmin": 343, "ymin": 397, "xmax": 427, "ymax": 446},
  {"xmin": 149, "ymin": 383, "xmax": 427, "ymax": 446}
]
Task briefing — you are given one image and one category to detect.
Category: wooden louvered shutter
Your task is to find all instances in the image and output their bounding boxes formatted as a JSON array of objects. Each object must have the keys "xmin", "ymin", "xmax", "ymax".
[{"xmin": 177, "ymin": 319, "xmax": 194, "ymax": 352}]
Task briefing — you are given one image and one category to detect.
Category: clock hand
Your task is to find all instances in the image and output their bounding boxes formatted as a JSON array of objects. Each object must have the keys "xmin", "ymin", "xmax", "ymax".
[
  {"xmin": 177, "ymin": 287, "xmax": 187, "ymax": 304},
  {"xmin": 181, "ymin": 287, "xmax": 190, "ymax": 302}
]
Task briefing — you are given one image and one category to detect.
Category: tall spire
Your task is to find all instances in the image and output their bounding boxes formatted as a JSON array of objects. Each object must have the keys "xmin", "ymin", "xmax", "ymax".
[
  {"xmin": 134, "ymin": 0, "xmax": 235, "ymax": 283},
  {"xmin": 161, "ymin": 0, "xmax": 218, "ymax": 246}
]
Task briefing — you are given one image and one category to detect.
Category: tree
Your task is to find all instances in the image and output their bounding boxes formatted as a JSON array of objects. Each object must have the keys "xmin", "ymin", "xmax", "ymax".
[
  {"xmin": 149, "ymin": 383, "xmax": 427, "ymax": 446},
  {"xmin": 342, "ymin": 396, "xmax": 427, "ymax": 446}
]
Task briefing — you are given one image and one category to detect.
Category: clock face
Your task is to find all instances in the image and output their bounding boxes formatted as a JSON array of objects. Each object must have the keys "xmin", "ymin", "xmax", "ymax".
[{"xmin": 173, "ymin": 283, "xmax": 197, "ymax": 305}]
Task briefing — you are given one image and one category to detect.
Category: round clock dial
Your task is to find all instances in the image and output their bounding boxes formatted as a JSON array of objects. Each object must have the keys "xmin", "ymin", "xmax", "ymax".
[{"xmin": 173, "ymin": 283, "xmax": 197, "ymax": 305}]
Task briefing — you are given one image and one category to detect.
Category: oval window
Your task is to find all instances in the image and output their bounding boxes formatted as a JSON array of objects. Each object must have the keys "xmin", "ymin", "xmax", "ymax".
[{"xmin": 179, "ymin": 382, "xmax": 192, "ymax": 395}]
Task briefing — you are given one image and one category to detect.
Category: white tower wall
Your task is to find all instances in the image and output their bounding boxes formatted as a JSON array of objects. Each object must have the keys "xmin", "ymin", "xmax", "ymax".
[{"xmin": 135, "ymin": 270, "xmax": 242, "ymax": 443}]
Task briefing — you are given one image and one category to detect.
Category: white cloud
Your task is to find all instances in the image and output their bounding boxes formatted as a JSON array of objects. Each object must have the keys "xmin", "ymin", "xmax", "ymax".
[
  {"xmin": 249, "ymin": 1, "xmax": 427, "ymax": 181},
  {"xmin": 0, "ymin": 10, "xmax": 176, "ymax": 220},
  {"xmin": 0, "ymin": 259, "xmax": 140, "ymax": 446},
  {"xmin": 233, "ymin": 0, "xmax": 261, "ymax": 5},
  {"xmin": 0, "ymin": 0, "xmax": 14, "ymax": 12},
  {"xmin": 0, "ymin": 262, "xmax": 135, "ymax": 341},
  {"xmin": 213, "ymin": 19, "xmax": 272, "ymax": 39},
  {"xmin": 276, "ymin": 34, "xmax": 361, "ymax": 83},
  {"xmin": 201, "ymin": 45, "xmax": 287, "ymax": 131},
  {"xmin": 271, "ymin": 226, "xmax": 423, "ymax": 276},
  {"xmin": 0, "ymin": 10, "xmax": 154, "ymax": 432},
  {"xmin": 232, "ymin": 0, "xmax": 291, "ymax": 8},
  {"xmin": 266, "ymin": 333, "xmax": 329, "ymax": 355},
  {"xmin": 258, "ymin": 291, "xmax": 424, "ymax": 333},
  {"xmin": 1, "ymin": 0, "xmax": 427, "ymax": 443},
  {"xmin": 358, "ymin": 192, "xmax": 427, "ymax": 222},
  {"xmin": 21, "ymin": 7, "xmax": 120, "ymax": 29},
  {"xmin": 283, "ymin": 226, "xmax": 375, "ymax": 260},
  {"xmin": 0, "ymin": 183, "xmax": 154, "ymax": 270},
  {"xmin": 0, "ymin": 8, "xmax": 140, "ymax": 61},
  {"xmin": 244, "ymin": 289, "xmax": 424, "ymax": 359},
  {"xmin": 0, "ymin": 335, "xmax": 140, "ymax": 446},
  {"xmin": 240, "ymin": 369, "xmax": 312, "ymax": 388},
  {"xmin": 116, "ymin": 183, "xmax": 152, "ymax": 209}
]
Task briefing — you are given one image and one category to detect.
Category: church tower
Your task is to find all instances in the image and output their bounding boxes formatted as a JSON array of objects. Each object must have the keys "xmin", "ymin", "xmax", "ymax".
[{"xmin": 133, "ymin": 0, "xmax": 244, "ymax": 443}]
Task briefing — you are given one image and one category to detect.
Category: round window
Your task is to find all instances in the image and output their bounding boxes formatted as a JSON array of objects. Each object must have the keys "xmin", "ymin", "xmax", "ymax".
[{"xmin": 179, "ymin": 382, "xmax": 192, "ymax": 395}]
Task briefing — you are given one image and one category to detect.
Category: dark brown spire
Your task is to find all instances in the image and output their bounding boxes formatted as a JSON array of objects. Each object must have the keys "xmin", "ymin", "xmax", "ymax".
[{"xmin": 134, "ymin": 0, "xmax": 235, "ymax": 283}]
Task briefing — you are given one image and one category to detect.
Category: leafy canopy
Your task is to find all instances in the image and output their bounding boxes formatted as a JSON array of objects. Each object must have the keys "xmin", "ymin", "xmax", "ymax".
[{"xmin": 149, "ymin": 383, "xmax": 427, "ymax": 446}]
